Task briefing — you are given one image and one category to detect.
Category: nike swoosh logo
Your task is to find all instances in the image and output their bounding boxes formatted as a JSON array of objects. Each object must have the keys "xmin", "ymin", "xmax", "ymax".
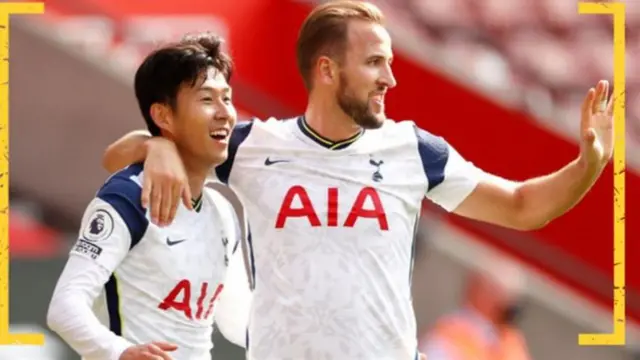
[
  {"xmin": 265, "ymin": 157, "xmax": 291, "ymax": 166},
  {"xmin": 166, "ymin": 237, "xmax": 187, "ymax": 246}
]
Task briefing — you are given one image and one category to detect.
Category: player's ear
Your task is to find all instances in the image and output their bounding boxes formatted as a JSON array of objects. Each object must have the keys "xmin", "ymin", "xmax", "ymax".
[
  {"xmin": 317, "ymin": 56, "xmax": 337, "ymax": 86},
  {"xmin": 150, "ymin": 103, "xmax": 174, "ymax": 135}
]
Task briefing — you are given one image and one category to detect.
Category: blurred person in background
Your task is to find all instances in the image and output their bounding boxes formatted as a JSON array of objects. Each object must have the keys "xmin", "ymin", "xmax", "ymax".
[
  {"xmin": 419, "ymin": 259, "xmax": 530, "ymax": 360},
  {"xmin": 46, "ymin": 32, "xmax": 248, "ymax": 360},
  {"xmin": 101, "ymin": 1, "xmax": 614, "ymax": 359}
]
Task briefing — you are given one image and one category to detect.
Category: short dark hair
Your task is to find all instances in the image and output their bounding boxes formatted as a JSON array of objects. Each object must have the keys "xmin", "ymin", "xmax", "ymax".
[
  {"xmin": 296, "ymin": 0, "xmax": 384, "ymax": 90},
  {"xmin": 134, "ymin": 32, "xmax": 233, "ymax": 136}
]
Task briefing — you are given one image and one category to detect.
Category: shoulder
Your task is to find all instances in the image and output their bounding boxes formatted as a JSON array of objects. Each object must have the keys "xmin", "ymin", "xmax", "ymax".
[
  {"xmin": 227, "ymin": 117, "xmax": 293, "ymax": 150},
  {"xmin": 97, "ymin": 163, "xmax": 145, "ymax": 202},
  {"xmin": 234, "ymin": 117, "xmax": 298, "ymax": 139},
  {"xmin": 381, "ymin": 119, "xmax": 446, "ymax": 144},
  {"xmin": 93, "ymin": 163, "xmax": 148, "ymax": 245},
  {"xmin": 372, "ymin": 119, "xmax": 443, "ymax": 145},
  {"xmin": 374, "ymin": 119, "xmax": 448, "ymax": 158},
  {"xmin": 216, "ymin": 118, "xmax": 294, "ymax": 184}
]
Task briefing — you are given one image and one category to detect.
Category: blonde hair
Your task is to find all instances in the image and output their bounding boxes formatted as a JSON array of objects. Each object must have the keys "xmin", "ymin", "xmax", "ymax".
[{"xmin": 296, "ymin": 0, "xmax": 384, "ymax": 89}]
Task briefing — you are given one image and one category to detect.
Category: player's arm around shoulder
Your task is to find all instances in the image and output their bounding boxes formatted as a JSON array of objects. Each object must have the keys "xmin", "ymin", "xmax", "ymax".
[
  {"xmin": 102, "ymin": 130, "xmax": 193, "ymax": 227},
  {"xmin": 102, "ymin": 120, "xmax": 256, "ymax": 227},
  {"xmin": 47, "ymin": 177, "xmax": 176, "ymax": 360}
]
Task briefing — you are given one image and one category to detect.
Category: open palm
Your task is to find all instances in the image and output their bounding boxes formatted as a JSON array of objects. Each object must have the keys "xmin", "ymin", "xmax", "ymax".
[{"xmin": 580, "ymin": 80, "xmax": 614, "ymax": 169}]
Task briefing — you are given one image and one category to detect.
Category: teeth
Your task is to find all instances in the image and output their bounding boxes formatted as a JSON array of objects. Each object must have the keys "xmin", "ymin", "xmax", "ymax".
[{"xmin": 210, "ymin": 129, "xmax": 228, "ymax": 137}]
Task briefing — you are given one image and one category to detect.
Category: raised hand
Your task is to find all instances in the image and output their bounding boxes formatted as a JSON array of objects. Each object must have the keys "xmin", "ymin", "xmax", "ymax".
[{"xmin": 579, "ymin": 80, "xmax": 614, "ymax": 171}]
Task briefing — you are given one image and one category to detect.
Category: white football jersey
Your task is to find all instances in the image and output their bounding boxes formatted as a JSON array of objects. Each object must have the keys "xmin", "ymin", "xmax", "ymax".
[
  {"xmin": 211, "ymin": 117, "xmax": 483, "ymax": 360},
  {"xmin": 71, "ymin": 163, "xmax": 241, "ymax": 359}
]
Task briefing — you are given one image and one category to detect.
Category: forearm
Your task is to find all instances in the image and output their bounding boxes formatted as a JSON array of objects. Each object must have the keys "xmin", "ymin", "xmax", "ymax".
[
  {"xmin": 47, "ymin": 256, "xmax": 133, "ymax": 360},
  {"xmin": 515, "ymin": 157, "xmax": 603, "ymax": 229},
  {"xmin": 102, "ymin": 130, "xmax": 152, "ymax": 173}
]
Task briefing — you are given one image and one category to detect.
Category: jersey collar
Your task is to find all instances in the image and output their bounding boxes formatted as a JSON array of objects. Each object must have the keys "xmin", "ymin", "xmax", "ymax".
[
  {"xmin": 297, "ymin": 116, "xmax": 364, "ymax": 150},
  {"xmin": 191, "ymin": 194, "xmax": 203, "ymax": 212}
]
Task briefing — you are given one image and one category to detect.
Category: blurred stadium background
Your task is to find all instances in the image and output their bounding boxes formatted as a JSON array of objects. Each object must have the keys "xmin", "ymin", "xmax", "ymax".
[{"xmin": 2, "ymin": 0, "xmax": 640, "ymax": 358}]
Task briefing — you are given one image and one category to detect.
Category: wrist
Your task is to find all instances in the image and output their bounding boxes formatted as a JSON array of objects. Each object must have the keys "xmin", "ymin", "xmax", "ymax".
[
  {"xmin": 576, "ymin": 155, "xmax": 604, "ymax": 180},
  {"xmin": 144, "ymin": 136, "xmax": 174, "ymax": 156},
  {"xmin": 111, "ymin": 337, "xmax": 135, "ymax": 360}
]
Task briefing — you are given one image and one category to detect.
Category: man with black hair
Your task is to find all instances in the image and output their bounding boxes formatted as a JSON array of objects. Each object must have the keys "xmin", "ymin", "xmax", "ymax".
[{"xmin": 47, "ymin": 32, "xmax": 245, "ymax": 360}]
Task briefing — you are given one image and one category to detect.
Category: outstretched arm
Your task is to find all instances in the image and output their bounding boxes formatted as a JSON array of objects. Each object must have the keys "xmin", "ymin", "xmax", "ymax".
[
  {"xmin": 424, "ymin": 80, "xmax": 614, "ymax": 231},
  {"xmin": 458, "ymin": 80, "xmax": 613, "ymax": 229},
  {"xmin": 453, "ymin": 158, "xmax": 602, "ymax": 230}
]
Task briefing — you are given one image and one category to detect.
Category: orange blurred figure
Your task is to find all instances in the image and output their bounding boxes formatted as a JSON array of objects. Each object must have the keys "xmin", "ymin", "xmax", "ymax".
[{"xmin": 419, "ymin": 259, "xmax": 532, "ymax": 360}]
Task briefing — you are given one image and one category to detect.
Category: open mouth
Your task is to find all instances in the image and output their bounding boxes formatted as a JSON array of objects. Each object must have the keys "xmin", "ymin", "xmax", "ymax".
[
  {"xmin": 371, "ymin": 94, "xmax": 385, "ymax": 104},
  {"xmin": 209, "ymin": 128, "xmax": 229, "ymax": 141}
]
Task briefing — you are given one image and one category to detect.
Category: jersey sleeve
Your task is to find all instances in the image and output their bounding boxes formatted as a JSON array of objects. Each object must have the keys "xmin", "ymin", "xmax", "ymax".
[
  {"xmin": 47, "ymin": 172, "xmax": 149, "ymax": 360},
  {"xmin": 414, "ymin": 126, "xmax": 483, "ymax": 212},
  {"xmin": 47, "ymin": 255, "xmax": 134, "ymax": 360},
  {"xmin": 211, "ymin": 120, "xmax": 255, "ymax": 184},
  {"xmin": 69, "ymin": 197, "xmax": 133, "ymax": 270}
]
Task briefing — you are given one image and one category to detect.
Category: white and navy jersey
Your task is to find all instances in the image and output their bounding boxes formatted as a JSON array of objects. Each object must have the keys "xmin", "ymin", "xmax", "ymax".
[
  {"xmin": 210, "ymin": 117, "xmax": 483, "ymax": 360},
  {"xmin": 48, "ymin": 163, "xmax": 241, "ymax": 360}
]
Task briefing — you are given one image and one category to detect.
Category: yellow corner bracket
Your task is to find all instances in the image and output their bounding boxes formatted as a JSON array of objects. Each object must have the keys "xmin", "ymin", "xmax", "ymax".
[
  {"xmin": 578, "ymin": 1, "xmax": 626, "ymax": 347},
  {"xmin": 0, "ymin": 2, "xmax": 46, "ymax": 346}
]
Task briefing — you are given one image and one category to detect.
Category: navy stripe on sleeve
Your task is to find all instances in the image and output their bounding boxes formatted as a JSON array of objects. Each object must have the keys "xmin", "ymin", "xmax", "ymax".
[
  {"xmin": 414, "ymin": 125, "xmax": 449, "ymax": 191},
  {"xmin": 104, "ymin": 275, "xmax": 122, "ymax": 335},
  {"xmin": 96, "ymin": 163, "xmax": 149, "ymax": 249}
]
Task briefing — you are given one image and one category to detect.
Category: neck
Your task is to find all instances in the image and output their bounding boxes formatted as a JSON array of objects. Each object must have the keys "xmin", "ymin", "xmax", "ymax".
[
  {"xmin": 177, "ymin": 149, "xmax": 209, "ymax": 201},
  {"xmin": 304, "ymin": 92, "xmax": 362, "ymax": 142}
]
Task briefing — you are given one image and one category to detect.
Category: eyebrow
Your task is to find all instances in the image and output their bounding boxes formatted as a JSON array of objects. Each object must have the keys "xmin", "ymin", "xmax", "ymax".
[
  {"xmin": 368, "ymin": 54, "xmax": 393, "ymax": 62},
  {"xmin": 198, "ymin": 85, "xmax": 231, "ymax": 93}
]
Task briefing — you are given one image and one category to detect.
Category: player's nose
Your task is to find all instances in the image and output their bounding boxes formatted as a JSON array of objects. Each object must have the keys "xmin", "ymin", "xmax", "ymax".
[
  {"xmin": 383, "ymin": 67, "xmax": 397, "ymax": 89},
  {"xmin": 378, "ymin": 61, "xmax": 397, "ymax": 89},
  {"xmin": 213, "ymin": 104, "xmax": 234, "ymax": 123}
]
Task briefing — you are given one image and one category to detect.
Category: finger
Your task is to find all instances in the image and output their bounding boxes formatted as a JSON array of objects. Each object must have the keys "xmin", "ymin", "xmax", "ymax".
[
  {"xmin": 148, "ymin": 344, "xmax": 173, "ymax": 360},
  {"xmin": 606, "ymin": 89, "xmax": 615, "ymax": 116},
  {"xmin": 167, "ymin": 182, "xmax": 182, "ymax": 224},
  {"xmin": 592, "ymin": 80, "xmax": 607, "ymax": 113},
  {"xmin": 151, "ymin": 342, "xmax": 179, "ymax": 352},
  {"xmin": 150, "ymin": 181, "xmax": 163, "ymax": 225},
  {"xmin": 159, "ymin": 180, "xmax": 174, "ymax": 227},
  {"xmin": 600, "ymin": 80, "xmax": 609, "ymax": 109},
  {"xmin": 140, "ymin": 351, "xmax": 162, "ymax": 360},
  {"xmin": 581, "ymin": 87, "xmax": 596, "ymax": 130},
  {"xmin": 141, "ymin": 173, "xmax": 152, "ymax": 209},
  {"xmin": 182, "ymin": 185, "xmax": 194, "ymax": 211}
]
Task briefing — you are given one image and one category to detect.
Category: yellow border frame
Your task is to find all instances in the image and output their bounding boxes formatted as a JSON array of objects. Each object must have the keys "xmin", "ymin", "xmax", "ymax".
[
  {"xmin": 0, "ymin": 0, "xmax": 628, "ymax": 351},
  {"xmin": 578, "ymin": 1, "xmax": 626, "ymax": 346},
  {"xmin": 0, "ymin": 2, "xmax": 45, "ymax": 346}
]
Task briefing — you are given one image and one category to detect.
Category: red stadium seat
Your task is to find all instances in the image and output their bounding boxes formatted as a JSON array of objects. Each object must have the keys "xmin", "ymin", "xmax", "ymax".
[
  {"xmin": 571, "ymin": 29, "xmax": 614, "ymax": 84},
  {"xmin": 438, "ymin": 35, "xmax": 517, "ymax": 96},
  {"xmin": 408, "ymin": 0, "xmax": 475, "ymax": 30},
  {"xmin": 502, "ymin": 30, "xmax": 585, "ymax": 89},
  {"xmin": 474, "ymin": 0, "xmax": 540, "ymax": 33}
]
